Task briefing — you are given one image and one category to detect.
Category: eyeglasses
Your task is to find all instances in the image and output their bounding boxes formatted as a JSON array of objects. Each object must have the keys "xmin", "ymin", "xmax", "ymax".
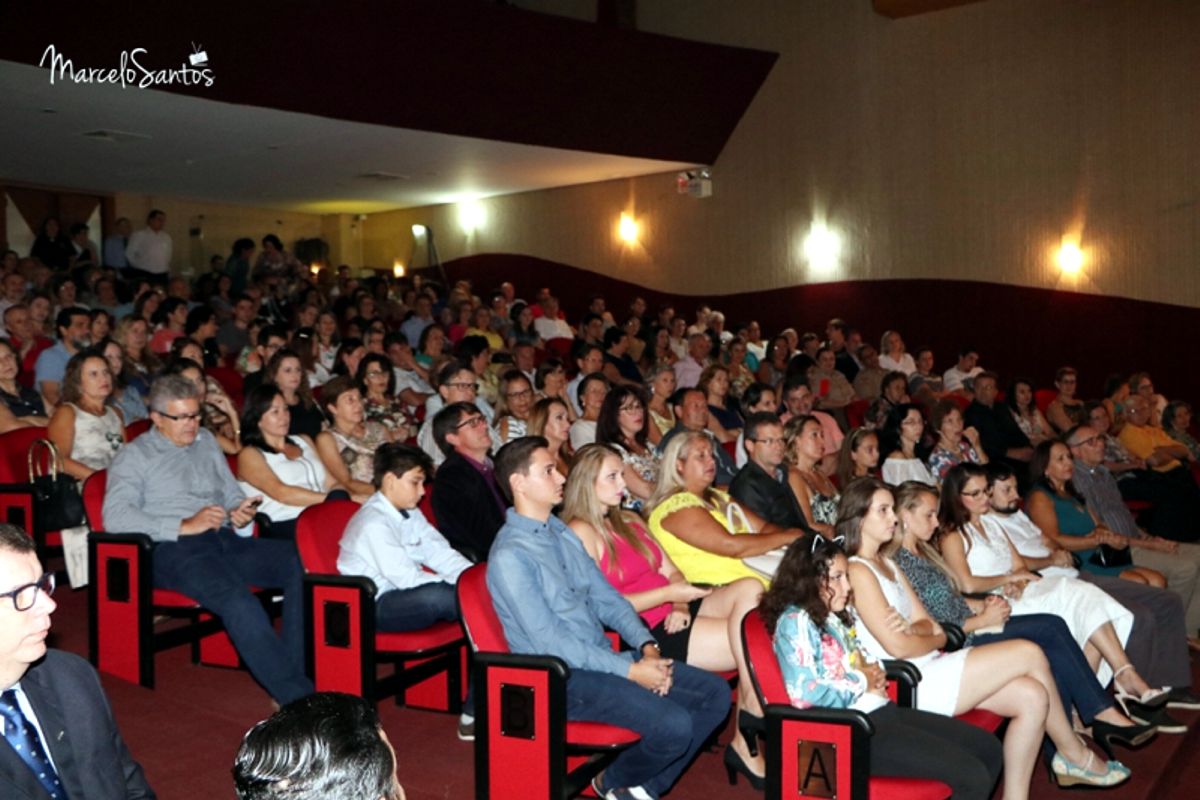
[
  {"xmin": 961, "ymin": 489, "xmax": 988, "ymax": 498},
  {"xmin": 455, "ymin": 415, "xmax": 487, "ymax": 430},
  {"xmin": 618, "ymin": 404, "xmax": 641, "ymax": 414},
  {"xmin": 1070, "ymin": 435, "xmax": 1102, "ymax": 448},
  {"xmin": 445, "ymin": 382, "xmax": 478, "ymax": 392},
  {"xmin": 157, "ymin": 411, "xmax": 202, "ymax": 422},
  {"xmin": 748, "ymin": 436, "xmax": 785, "ymax": 445},
  {"xmin": 0, "ymin": 572, "xmax": 55, "ymax": 612},
  {"xmin": 506, "ymin": 389, "xmax": 534, "ymax": 400}
]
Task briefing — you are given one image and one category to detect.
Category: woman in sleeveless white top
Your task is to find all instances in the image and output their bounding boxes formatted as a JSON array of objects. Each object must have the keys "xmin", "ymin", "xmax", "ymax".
[
  {"xmin": 239, "ymin": 435, "xmax": 329, "ymax": 523},
  {"xmin": 850, "ymin": 555, "xmax": 968, "ymax": 716},
  {"xmin": 952, "ymin": 516, "xmax": 1132, "ymax": 686}
]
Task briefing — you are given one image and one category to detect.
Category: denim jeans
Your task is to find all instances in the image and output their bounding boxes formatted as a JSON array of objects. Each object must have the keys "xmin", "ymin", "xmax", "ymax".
[
  {"xmin": 376, "ymin": 581, "xmax": 473, "ymax": 715},
  {"xmin": 152, "ymin": 528, "xmax": 313, "ymax": 705},
  {"xmin": 565, "ymin": 661, "xmax": 729, "ymax": 798},
  {"xmin": 972, "ymin": 612, "xmax": 1110, "ymax": 724}
]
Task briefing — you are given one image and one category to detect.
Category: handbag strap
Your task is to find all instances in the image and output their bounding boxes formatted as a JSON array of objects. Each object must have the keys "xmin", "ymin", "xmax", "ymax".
[
  {"xmin": 725, "ymin": 500, "xmax": 753, "ymax": 534},
  {"xmin": 27, "ymin": 439, "xmax": 61, "ymax": 482}
]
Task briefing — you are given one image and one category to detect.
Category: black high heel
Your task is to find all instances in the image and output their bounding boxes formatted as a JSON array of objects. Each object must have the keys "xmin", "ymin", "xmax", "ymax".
[
  {"xmin": 724, "ymin": 743, "xmax": 766, "ymax": 790},
  {"xmin": 1089, "ymin": 719, "xmax": 1157, "ymax": 760},
  {"xmin": 737, "ymin": 709, "xmax": 765, "ymax": 758}
]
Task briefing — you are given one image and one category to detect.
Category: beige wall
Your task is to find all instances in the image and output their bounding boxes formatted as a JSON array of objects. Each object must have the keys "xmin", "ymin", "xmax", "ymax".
[
  {"xmin": 361, "ymin": 0, "xmax": 1200, "ymax": 307},
  {"xmin": 113, "ymin": 192, "xmax": 323, "ymax": 275}
]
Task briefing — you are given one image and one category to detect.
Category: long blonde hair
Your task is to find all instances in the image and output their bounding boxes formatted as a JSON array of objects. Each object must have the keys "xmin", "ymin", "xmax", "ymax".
[
  {"xmin": 562, "ymin": 444, "xmax": 654, "ymax": 577},
  {"xmin": 892, "ymin": 480, "xmax": 959, "ymax": 590},
  {"xmin": 646, "ymin": 431, "xmax": 720, "ymax": 513}
]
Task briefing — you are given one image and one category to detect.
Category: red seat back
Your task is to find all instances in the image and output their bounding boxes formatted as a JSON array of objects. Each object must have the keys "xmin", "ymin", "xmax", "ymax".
[
  {"xmin": 742, "ymin": 608, "xmax": 788, "ymax": 706},
  {"xmin": 124, "ymin": 418, "xmax": 152, "ymax": 442},
  {"xmin": 457, "ymin": 564, "xmax": 509, "ymax": 653},
  {"xmin": 295, "ymin": 500, "xmax": 360, "ymax": 574},
  {"xmin": 206, "ymin": 366, "xmax": 244, "ymax": 409},
  {"xmin": 846, "ymin": 398, "xmax": 869, "ymax": 429},
  {"xmin": 418, "ymin": 484, "xmax": 436, "ymax": 526},
  {"xmin": 1034, "ymin": 389, "xmax": 1056, "ymax": 415},
  {"xmin": 83, "ymin": 470, "xmax": 108, "ymax": 531},
  {"xmin": 0, "ymin": 427, "xmax": 50, "ymax": 483}
]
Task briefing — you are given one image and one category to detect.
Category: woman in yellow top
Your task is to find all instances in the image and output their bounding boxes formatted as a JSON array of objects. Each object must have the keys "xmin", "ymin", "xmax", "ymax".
[{"xmin": 647, "ymin": 431, "xmax": 806, "ymax": 586}]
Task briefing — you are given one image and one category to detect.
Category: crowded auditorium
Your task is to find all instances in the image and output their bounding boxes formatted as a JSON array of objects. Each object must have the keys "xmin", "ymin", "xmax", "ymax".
[{"xmin": 2, "ymin": 1, "xmax": 1200, "ymax": 798}]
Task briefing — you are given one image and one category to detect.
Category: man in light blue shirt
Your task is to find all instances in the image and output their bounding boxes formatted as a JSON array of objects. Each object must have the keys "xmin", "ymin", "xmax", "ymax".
[
  {"xmin": 487, "ymin": 437, "xmax": 728, "ymax": 800},
  {"xmin": 34, "ymin": 307, "xmax": 90, "ymax": 407}
]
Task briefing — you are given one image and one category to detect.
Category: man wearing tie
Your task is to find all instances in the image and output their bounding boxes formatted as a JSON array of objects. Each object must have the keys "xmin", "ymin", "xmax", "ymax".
[{"xmin": 0, "ymin": 523, "xmax": 154, "ymax": 799}]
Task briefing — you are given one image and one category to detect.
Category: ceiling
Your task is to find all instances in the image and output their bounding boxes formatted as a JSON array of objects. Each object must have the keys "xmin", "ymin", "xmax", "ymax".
[{"xmin": 0, "ymin": 60, "xmax": 694, "ymax": 214}]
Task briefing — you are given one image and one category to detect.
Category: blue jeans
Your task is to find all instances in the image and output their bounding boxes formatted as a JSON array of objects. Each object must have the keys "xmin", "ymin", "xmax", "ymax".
[
  {"xmin": 152, "ymin": 528, "xmax": 313, "ymax": 705},
  {"xmin": 377, "ymin": 582, "xmax": 474, "ymax": 715},
  {"xmin": 972, "ymin": 613, "xmax": 1110, "ymax": 724},
  {"xmin": 565, "ymin": 662, "xmax": 729, "ymax": 798}
]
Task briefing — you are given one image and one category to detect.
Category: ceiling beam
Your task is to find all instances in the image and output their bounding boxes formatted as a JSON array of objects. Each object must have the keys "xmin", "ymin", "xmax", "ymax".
[{"xmin": 873, "ymin": 0, "xmax": 986, "ymax": 19}]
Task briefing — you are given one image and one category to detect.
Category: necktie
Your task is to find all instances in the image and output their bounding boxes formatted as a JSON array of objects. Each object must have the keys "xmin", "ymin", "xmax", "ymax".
[{"xmin": 0, "ymin": 689, "xmax": 68, "ymax": 799}]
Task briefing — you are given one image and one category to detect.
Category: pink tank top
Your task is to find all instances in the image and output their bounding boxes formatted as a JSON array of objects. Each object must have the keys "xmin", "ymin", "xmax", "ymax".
[{"xmin": 598, "ymin": 521, "xmax": 672, "ymax": 628}]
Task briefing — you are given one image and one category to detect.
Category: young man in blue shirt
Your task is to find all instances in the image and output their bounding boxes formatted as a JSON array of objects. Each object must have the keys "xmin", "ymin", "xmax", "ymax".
[{"xmin": 487, "ymin": 437, "xmax": 728, "ymax": 800}]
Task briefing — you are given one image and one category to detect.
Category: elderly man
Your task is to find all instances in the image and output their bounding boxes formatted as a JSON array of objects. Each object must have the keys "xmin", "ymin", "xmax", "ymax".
[
  {"xmin": 0, "ymin": 523, "xmax": 154, "ymax": 798},
  {"xmin": 986, "ymin": 463, "xmax": 1200, "ymax": 709},
  {"xmin": 729, "ymin": 412, "xmax": 816, "ymax": 533},
  {"xmin": 659, "ymin": 388, "xmax": 736, "ymax": 487},
  {"xmin": 103, "ymin": 375, "xmax": 313, "ymax": 706},
  {"xmin": 1066, "ymin": 424, "xmax": 1200, "ymax": 633},
  {"xmin": 1118, "ymin": 394, "xmax": 1194, "ymax": 476},
  {"xmin": 672, "ymin": 333, "xmax": 711, "ymax": 390}
]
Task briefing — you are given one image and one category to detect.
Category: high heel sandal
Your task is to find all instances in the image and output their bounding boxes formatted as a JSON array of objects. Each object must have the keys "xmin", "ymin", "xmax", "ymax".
[
  {"xmin": 724, "ymin": 743, "xmax": 766, "ymax": 791},
  {"xmin": 1088, "ymin": 719, "xmax": 1157, "ymax": 760},
  {"xmin": 737, "ymin": 709, "xmax": 766, "ymax": 758},
  {"xmin": 1049, "ymin": 747, "xmax": 1131, "ymax": 789},
  {"xmin": 1113, "ymin": 664, "xmax": 1169, "ymax": 710}
]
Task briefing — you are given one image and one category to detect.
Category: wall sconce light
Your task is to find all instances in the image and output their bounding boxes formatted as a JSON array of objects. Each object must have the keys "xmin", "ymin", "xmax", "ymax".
[
  {"xmin": 803, "ymin": 222, "xmax": 841, "ymax": 273},
  {"xmin": 458, "ymin": 202, "xmax": 487, "ymax": 234},
  {"xmin": 411, "ymin": 224, "xmax": 427, "ymax": 238},
  {"xmin": 393, "ymin": 260, "xmax": 405, "ymax": 279},
  {"xmin": 617, "ymin": 213, "xmax": 639, "ymax": 244},
  {"xmin": 1057, "ymin": 240, "xmax": 1084, "ymax": 274},
  {"xmin": 310, "ymin": 261, "xmax": 321, "ymax": 276}
]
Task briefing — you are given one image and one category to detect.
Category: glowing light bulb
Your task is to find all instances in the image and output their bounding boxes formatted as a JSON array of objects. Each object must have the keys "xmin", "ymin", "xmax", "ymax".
[
  {"xmin": 458, "ymin": 202, "xmax": 487, "ymax": 234},
  {"xmin": 803, "ymin": 223, "xmax": 841, "ymax": 272},
  {"xmin": 617, "ymin": 213, "xmax": 639, "ymax": 244},
  {"xmin": 393, "ymin": 260, "xmax": 405, "ymax": 278},
  {"xmin": 411, "ymin": 224, "xmax": 427, "ymax": 237},
  {"xmin": 1057, "ymin": 241, "xmax": 1083, "ymax": 274}
]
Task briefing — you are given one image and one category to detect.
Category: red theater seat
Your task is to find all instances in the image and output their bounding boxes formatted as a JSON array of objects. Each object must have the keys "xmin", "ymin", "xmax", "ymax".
[
  {"xmin": 0, "ymin": 427, "xmax": 62, "ymax": 558},
  {"xmin": 295, "ymin": 500, "xmax": 466, "ymax": 710},
  {"xmin": 123, "ymin": 418, "xmax": 153, "ymax": 441},
  {"xmin": 741, "ymin": 609, "xmax": 952, "ymax": 799},
  {"xmin": 457, "ymin": 564, "xmax": 640, "ymax": 800},
  {"xmin": 85, "ymin": 469, "xmax": 251, "ymax": 688}
]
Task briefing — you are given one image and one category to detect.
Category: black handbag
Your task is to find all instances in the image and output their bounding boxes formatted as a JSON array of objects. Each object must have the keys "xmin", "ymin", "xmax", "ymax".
[
  {"xmin": 28, "ymin": 439, "xmax": 85, "ymax": 534},
  {"xmin": 1088, "ymin": 543, "xmax": 1133, "ymax": 569}
]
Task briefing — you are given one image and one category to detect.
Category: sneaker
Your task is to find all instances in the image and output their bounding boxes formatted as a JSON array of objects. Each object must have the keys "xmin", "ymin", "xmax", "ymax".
[
  {"xmin": 456, "ymin": 718, "xmax": 475, "ymax": 741},
  {"xmin": 591, "ymin": 775, "xmax": 655, "ymax": 800},
  {"xmin": 1165, "ymin": 687, "xmax": 1200, "ymax": 710}
]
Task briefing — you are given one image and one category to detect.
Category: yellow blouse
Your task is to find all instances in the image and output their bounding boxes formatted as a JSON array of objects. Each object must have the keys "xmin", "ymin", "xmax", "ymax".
[{"xmin": 647, "ymin": 489, "xmax": 769, "ymax": 587}]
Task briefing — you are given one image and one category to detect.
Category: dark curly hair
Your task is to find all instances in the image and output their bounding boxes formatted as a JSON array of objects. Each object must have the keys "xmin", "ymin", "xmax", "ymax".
[{"xmin": 759, "ymin": 535, "xmax": 850, "ymax": 635}]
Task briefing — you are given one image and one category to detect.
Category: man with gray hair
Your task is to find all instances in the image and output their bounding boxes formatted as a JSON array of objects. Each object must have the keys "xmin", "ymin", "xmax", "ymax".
[{"xmin": 103, "ymin": 375, "xmax": 313, "ymax": 705}]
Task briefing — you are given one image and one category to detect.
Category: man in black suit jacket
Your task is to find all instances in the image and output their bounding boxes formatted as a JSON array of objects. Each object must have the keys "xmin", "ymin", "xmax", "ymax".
[
  {"xmin": 0, "ymin": 523, "xmax": 153, "ymax": 799},
  {"xmin": 431, "ymin": 402, "xmax": 507, "ymax": 561}
]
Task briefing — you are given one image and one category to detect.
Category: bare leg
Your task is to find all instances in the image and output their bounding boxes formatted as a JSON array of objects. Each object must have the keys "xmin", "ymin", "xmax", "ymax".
[{"xmin": 1087, "ymin": 623, "xmax": 1155, "ymax": 695}]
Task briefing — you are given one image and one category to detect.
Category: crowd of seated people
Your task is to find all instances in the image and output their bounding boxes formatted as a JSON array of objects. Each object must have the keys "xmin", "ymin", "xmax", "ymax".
[{"xmin": 9, "ymin": 234, "xmax": 1200, "ymax": 798}]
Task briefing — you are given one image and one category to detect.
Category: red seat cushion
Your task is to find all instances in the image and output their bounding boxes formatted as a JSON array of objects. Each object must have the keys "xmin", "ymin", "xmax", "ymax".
[
  {"xmin": 957, "ymin": 708, "xmax": 1004, "ymax": 733},
  {"xmin": 566, "ymin": 721, "xmax": 642, "ymax": 748},
  {"xmin": 869, "ymin": 776, "xmax": 952, "ymax": 799},
  {"xmin": 374, "ymin": 621, "xmax": 464, "ymax": 653}
]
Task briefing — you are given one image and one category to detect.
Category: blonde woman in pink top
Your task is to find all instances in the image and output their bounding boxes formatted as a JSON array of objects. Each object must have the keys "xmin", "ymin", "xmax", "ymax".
[{"xmin": 563, "ymin": 443, "xmax": 767, "ymax": 789}]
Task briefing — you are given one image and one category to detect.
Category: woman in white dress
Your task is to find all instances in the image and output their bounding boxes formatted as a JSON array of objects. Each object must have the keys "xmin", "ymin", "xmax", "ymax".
[
  {"xmin": 844, "ymin": 478, "xmax": 1129, "ymax": 794},
  {"xmin": 879, "ymin": 403, "xmax": 936, "ymax": 485},
  {"xmin": 937, "ymin": 463, "xmax": 1165, "ymax": 701}
]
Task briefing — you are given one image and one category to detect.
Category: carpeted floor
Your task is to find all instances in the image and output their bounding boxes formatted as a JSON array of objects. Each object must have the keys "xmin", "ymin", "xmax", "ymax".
[{"xmin": 45, "ymin": 581, "xmax": 1200, "ymax": 799}]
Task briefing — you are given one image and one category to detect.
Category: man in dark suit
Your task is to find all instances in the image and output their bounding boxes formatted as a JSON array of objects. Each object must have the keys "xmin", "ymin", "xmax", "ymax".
[
  {"xmin": 728, "ymin": 412, "xmax": 818, "ymax": 534},
  {"xmin": 431, "ymin": 402, "xmax": 507, "ymax": 562},
  {"xmin": 0, "ymin": 523, "xmax": 154, "ymax": 799}
]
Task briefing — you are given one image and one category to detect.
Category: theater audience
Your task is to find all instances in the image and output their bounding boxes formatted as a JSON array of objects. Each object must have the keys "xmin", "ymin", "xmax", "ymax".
[
  {"xmin": 660, "ymin": 387, "xmax": 738, "ymax": 487},
  {"xmin": 824, "ymin": 318, "xmax": 858, "ymax": 382},
  {"xmin": 237, "ymin": 385, "xmax": 356, "ymax": 540},
  {"xmin": 149, "ymin": 297, "xmax": 188, "ymax": 355},
  {"xmin": 601, "ymin": 326, "xmax": 643, "ymax": 387},
  {"xmin": 494, "ymin": 369, "xmax": 535, "ymax": 443},
  {"xmin": 783, "ymin": 415, "xmax": 840, "ymax": 537},
  {"xmin": 263, "ymin": 348, "xmax": 326, "ymax": 440},
  {"xmin": 878, "ymin": 329, "xmax": 917, "ymax": 376},
  {"xmin": 647, "ymin": 432, "xmax": 804, "ymax": 587},
  {"xmin": 430, "ymin": 402, "xmax": 506, "ymax": 562},
  {"xmin": 104, "ymin": 375, "xmax": 313, "ymax": 704},
  {"xmin": 942, "ymin": 347, "xmax": 981, "ymax": 394},
  {"xmin": 1119, "ymin": 394, "xmax": 1194, "ymax": 474},
  {"xmin": 807, "ymin": 346, "xmax": 854, "ymax": 423},
  {"xmin": 927, "ymin": 398, "xmax": 987, "ymax": 483},
  {"xmin": 564, "ymin": 444, "xmax": 766, "ymax": 786},
  {"xmin": 357, "ymin": 352, "xmax": 413, "ymax": 438},
  {"xmin": 1006, "ymin": 377, "xmax": 1052, "ymax": 445},
  {"xmin": 732, "ymin": 382, "xmax": 778, "ymax": 468},
  {"xmin": 1163, "ymin": 401, "xmax": 1200, "ymax": 462},
  {"xmin": 699, "ymin": 364, "xmax": 742, "ymax": 442},
  {"xmin": 163, "ymin": 358, "xmax": 240, "ymax": 454},
  {"xmin": 595, "ymin": 386, "xmax": 659, "ymax": 511},
  {"xmin": 528, "ymin": 396, "xmax": 573, "ymax": 478},
  {"xmin": 417, "ymin": 360, "xmax": 499, "ymax": 467},
  {"xmin": 112, "ymin": 314, "xmax": 157, "ymax": 399},
  {"xmin": 673, "ymin": 333, "xmax": 711, "ymax": 390},
  {"xmin": 880, "ymin": 403, "xmax": 936, "ymax": 486},
  {"xmin": 851, "ymin": 344, "xmax": 888, "ymax": 400},
  {"xmin": 965, "ymin": 371, "xmax": 1032, "ymax": 482},
  {"xmin": 844, "ymin": 478, "xmax": 1131, "ymax": 792},
  {"xmin": 241, "ymin": 325, "xmax": 289, "ymax": 396},
  {"xmin": 645, "ymin": 363, "xmax": 677, "ymax": 446},
  {"xmin": 779, "ymin": 375, "xmax": 842, "ymax": 473},
  {"xmin": 35, "ymin": 306, "xmax": 91, "ymax": 407},
  {"xmin": 756, "ymin": 335, "xmax": 789, "ymax": 388},
  {"xmin": 1128, "ymin": 372, "xmax": 1167, "ymax": 428},
  {"xmin": 315, "ymin": 375, "xmax": 394, "ymax": 498},
  {"xmin": 0, "ymin": 338, "xmax": 47, "ymax": 427}
]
